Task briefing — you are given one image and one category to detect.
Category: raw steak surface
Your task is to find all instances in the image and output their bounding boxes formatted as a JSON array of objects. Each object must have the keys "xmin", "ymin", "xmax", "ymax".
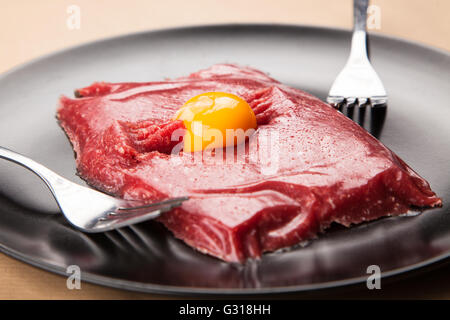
[{"xmin": 57, "ymin": 64, "xmax": 441, "ymax": 262}]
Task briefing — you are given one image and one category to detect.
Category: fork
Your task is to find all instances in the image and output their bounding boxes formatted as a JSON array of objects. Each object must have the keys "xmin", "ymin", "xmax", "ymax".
[
  {"xmin": 327, "ymin": 0, "xmax": 387, "ymax": 108},
  {"xmin": 0, "ymin": 146, "xmax": 188, "ymax": 233}
]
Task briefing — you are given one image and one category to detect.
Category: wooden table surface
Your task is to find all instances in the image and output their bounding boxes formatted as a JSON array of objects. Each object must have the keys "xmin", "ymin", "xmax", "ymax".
[{"xmin": 0, "ymin": 0, "xmax": 449, "ymax": 299}]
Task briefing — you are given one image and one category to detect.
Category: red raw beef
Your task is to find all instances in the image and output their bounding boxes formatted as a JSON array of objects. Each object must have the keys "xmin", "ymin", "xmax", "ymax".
[{"xmin": 57, "ymin": 64, "xmax": 441, "ymax": 262}]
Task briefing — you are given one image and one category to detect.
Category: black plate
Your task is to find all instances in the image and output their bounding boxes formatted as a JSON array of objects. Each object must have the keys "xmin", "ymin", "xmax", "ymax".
[{"xmin": 0, "ymin": 25, "xmax": 449, "ymax": 295}]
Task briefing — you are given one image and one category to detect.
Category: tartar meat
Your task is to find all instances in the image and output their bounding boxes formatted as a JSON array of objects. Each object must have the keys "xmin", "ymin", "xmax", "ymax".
[{"xmin": 57, "ymin": 64, "xmax": 442, "ymax": 262}]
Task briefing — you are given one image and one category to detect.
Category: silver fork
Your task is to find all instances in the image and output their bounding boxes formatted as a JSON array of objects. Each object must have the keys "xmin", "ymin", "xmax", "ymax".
[
  {"xmin": 327, "ymin": 0, "xmax": 387, "ymax": 108},
  {"xmin": 0, "ymin": 146, "xmax": 188, "ymax": 233}
]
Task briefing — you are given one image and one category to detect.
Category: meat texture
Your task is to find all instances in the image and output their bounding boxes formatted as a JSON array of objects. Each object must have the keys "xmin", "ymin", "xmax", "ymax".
[{"xmin": 57, "ymin": 64, "xmax": 441, "ymax": 262}]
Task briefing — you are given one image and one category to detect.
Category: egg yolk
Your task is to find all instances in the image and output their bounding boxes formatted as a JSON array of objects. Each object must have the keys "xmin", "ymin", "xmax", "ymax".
[{"xmin": 173, "ymin": 92, "xmax": 257, "ymax": 152}]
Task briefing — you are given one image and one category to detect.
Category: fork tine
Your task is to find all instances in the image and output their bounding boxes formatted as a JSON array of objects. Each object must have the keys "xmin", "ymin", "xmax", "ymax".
[
  {"xmin": 93, "ymin": 209, "xmax": 164, "ymax": 231},
  {"xmin": 346, "ymin": 97, "xmax": 357, "ymax": 105},
  {"xmin": 370, "ymin": 96, "xmax": 388, "ymax": 107},
  {"xmin": 116, "ymin": 201, "xmax": 184, "ymax": 217},
  {"xmin": 369, "ymin": 104, "xmax": 387, "ymax": 138},
  {"xmin": 358, "ymin": 98, "xmax": 368, "ymax": 107},
  {"xmin": 96, "ymin": 196, "xmax": 186, "ymax": 229},
  {"xmin": 339, "ymin": 98, "xmax": 369, "ymax": 128},
  {"xmin": 340, "ymin": 98, "xmax": 387, "ymax": 139},
  {"xmin": 357, "ymin": 103, "xmax": 367, "ymax": 127},
  {"xmin": 327, "ymin": 96, "xmax": 344, "ymax": 108},
  {"xmin": 344, "ymin": 102, "xmax": 355, "ymax": 119},
  {"xmin": 118, "ymin": 196, "xmax": 188, "ymax": 211},
  {"xmin": 356, "ymin": 98, "xmax": 368, "ymax": 126},
  {"xmin": 327, "ymin": 98, "xmax": 345, "ymax": 112}
]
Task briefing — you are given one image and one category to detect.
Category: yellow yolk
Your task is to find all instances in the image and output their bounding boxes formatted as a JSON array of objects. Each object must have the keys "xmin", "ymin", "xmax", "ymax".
[{"xmin": 173, "ymin": 92, "xmax": 257, "ymax": 152}]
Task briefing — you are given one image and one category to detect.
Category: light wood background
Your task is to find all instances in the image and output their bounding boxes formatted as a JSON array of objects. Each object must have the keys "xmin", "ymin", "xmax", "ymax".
[{"xmin": 0, "ymin": 0, "xmax": 449, "ymax": 299}]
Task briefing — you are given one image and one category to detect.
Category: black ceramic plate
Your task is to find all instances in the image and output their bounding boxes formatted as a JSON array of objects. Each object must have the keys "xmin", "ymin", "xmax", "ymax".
[{"xmin": 0, "ymin": 25, "xmax": 449, "ymax": 295}]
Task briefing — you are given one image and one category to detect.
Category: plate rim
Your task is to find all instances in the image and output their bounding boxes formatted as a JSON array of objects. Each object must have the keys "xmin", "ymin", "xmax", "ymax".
[
  {"xmin": 0, "ymin": 23, "xmax": 449, "ymax": 296},
  {"xmin": 1, "ymin": 242, "xmax": 449, "ymax": 296}
]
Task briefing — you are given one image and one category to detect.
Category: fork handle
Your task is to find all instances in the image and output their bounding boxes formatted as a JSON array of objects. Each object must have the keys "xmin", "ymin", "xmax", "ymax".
[
  {"xmin": 0, "ymin": 146, "xmax": 68, "ymax": 194},
  {"xmin": 349, "ymin": 0, "xmax": 370, "ymax": 62},
  {"xmin": 354, "ymin": 0, "xmax": 369, "ymax": 32}
]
